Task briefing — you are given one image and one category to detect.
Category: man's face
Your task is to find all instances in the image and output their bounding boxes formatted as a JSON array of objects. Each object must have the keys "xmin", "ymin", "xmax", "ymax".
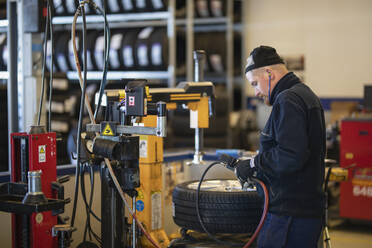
[{"xmin": 246, "ymin": 70, "xmax": 270, "ymax": 104}]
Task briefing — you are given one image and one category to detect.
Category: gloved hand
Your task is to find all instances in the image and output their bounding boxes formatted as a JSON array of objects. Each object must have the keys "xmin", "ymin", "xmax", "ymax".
[
  {"xmin": 234, "ymin": 159, "xmax": 256, "ymax": 183},
  {"xmin": 220, "ymin": 154, "xmax": 256, "ymax": 184},
  {"xmin": 219, "ymin": 154, "xmax": 238, "ymax": 171}
]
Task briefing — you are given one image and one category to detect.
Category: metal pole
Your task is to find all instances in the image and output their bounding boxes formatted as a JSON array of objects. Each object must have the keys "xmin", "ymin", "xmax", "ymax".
[
  {"xmin": 226, "ymin": 0, "xmax": 233, "ymax": 148},
  {"xmin": 188, "ymin": 50, "xmax": 206, "ymax": 165},
  {"xmin": 186, "ymin": 0, "xmax": 194, "ymax": 81},
  {"xmin": 7, "ymin": 0, "xmax": 19, "ymax": 172},
  {"xmin": 132, "ymin": 195, "xmax": 136, "ymax": 248},
  {"xmin": 167, "ymin": 0, "xmax": 176, "ymax": 87}
]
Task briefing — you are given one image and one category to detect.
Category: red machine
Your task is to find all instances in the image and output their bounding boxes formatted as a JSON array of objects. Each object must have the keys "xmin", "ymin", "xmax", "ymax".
[
  {"xmin": 11, "ymin": 130, "xmax": 57, "ymax": 248},
  {"xmin": 0, "ymin": 126, "xmax": 71, "ymax": 248},
  {"xmin": 340, "ymin": 118, "xmax": 372, "ymax": 221}
]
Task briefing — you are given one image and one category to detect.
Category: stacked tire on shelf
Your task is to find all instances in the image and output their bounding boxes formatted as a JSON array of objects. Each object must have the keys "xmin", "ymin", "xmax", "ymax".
[
  {"xmin": 46, "ymin": 78, "xmax": 83, "ymax": 165},
  {"xmin": 49, "ymin": 27, "xmax": 168, "ymax": 73},
  {"xmin": 52, "ymin": 0, "xmax": 167, "ymax": 16},
  {"xmin": 0, "ymin": 34, "xmax": 7, "ymax": 171},
  {"xmin": 0, "ymin": 34, "xmax": 7, "ymax": 71}
]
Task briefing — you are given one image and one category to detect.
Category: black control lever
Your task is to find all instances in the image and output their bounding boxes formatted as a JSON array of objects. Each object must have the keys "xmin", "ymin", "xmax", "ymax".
[{"xmin": 58, "ymin": 175, "xmax": 70, "ymax": 184}]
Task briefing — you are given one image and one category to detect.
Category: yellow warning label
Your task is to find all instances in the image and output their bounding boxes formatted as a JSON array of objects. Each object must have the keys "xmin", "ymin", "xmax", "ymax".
[
  {"xmin": 38, "ymin": 145, "xmax": 46, "ymax": 163},
  {"xmin": 345, "ymin": 153, "xmax": 354, "ymax": 159},
  {"xmin": 103, "ymin": 123, "xmax": 114, "ymax": 136},
  {"xmin": 137, "ymin": 190, "xmax": 144, "ymax": 199}
]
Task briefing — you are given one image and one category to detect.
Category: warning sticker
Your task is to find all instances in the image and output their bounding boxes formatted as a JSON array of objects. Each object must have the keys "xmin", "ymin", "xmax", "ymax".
[
  {"xmin": 137, "ymin": 190, "xmax": 144, "ymax": 200},
  {"xmin": 139, "ymin": 136, "xmax": 148, "ymax": 158},
  {"xmin": 39, "ymin": 145, "xmax": 46, "ymax": 163},
  {"xmin": 103, "ymin": 123, "xmax": 114, "ymax": 136}
]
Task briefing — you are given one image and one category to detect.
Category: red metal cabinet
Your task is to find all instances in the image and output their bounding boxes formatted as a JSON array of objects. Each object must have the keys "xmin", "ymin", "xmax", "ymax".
[{"xmin": 340, "ymin": 119, "xmax": 372, "ymax": 220}]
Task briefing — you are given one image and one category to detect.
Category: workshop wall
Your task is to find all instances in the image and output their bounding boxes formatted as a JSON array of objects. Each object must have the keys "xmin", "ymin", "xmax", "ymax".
[{"xmin": 243, "ymin": 0, "xmax": 372, "ymax": 98}]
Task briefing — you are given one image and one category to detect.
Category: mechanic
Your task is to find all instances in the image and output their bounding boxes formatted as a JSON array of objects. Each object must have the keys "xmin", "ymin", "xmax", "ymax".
[{"xmin": 235, "ymin": 46, "xmax": 326, "ymax": 247}]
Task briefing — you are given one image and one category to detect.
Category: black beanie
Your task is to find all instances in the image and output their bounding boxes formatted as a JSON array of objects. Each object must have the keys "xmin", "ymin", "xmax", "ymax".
[{"xmin": 245, "ymin": 46, "xmax": 284, "ymax": 73}]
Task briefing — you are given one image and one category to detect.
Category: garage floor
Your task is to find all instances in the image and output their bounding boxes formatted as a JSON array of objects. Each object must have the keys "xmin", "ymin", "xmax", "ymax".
[{"xmin": 329, "ymin": 221, "xmax": 372, "ymax": 248}]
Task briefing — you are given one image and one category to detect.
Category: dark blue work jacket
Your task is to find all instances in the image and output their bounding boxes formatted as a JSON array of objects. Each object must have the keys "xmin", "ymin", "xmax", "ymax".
[{"xmin": 254, "ymin": 72, "xmax": 326, "ymax": 218}]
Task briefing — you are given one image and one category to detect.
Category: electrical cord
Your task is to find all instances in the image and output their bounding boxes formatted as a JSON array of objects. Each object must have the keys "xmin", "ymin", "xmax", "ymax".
[
  {"xmin": 196, "ymin": 161, "xmax": 269, "ymax": 248},
  {"xmin": 70, "ymin": 2, "xmax": 161, "ymax": 247},
  {"xmin": 37, "ymin": 0, "xmax": 50, "ymax": 126}
]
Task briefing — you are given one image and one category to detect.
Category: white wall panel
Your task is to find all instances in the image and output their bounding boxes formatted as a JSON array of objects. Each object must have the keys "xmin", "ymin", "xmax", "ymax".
[{"xmin": 243, "ymin": 0, "xmax": 372, "ymax": 97}]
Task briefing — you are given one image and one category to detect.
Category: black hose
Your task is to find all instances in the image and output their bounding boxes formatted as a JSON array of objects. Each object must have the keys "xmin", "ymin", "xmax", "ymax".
[
  {"xmin": 196, "ymin": 161, "xmax": 269, "ymax": 248},
  {"xmin": 91, "ymin": 0, "xmax": 110, "ymax": 121},
  {"xmin": 81, "ymin": 166, "xmax": 102, "ymax": 222},
  {"xmin": 196, "ymin": 161, "xmax": 243, "ymax": 247},
  {"xmin": 81, "ymin": 163, "xmax": 101, "ymax": 242}
]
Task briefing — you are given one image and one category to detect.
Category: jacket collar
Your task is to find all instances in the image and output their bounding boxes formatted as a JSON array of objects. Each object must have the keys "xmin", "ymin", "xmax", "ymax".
[{"xmin": 269, "ymin": 72, "xmax": 301, "ymax": 105}]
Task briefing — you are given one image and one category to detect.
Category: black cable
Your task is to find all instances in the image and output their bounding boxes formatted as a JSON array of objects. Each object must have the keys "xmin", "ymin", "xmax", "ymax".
[
  {"xmin": 90, "ymin": 0, "xmax": 110, "ymax": 120},
  {"xmin": 87, "ymin": 165, "xmax": 103, "ymax": 245},
  {"xmin": 196, "ymin": 161, "xmax": 243, "ymax": 247},
  {"xmin": 80, "ymin": 163, "xmax": 101, "ymax": 242},
  {"xmin": 81, "ymin": 164, "xmax": 90, "ymax": 241},
  {"xmin": 47, "ymin": 0, "xmax": 53, "ymax": 132},
  {"xmin": 37, "ymin": 0, "xmax": 50, "ymax": 126},
  {"xmin": 80, "ymin": 162, "xmax": 101, "ymax": 222},
  {"xmin": 88, "ymin": 164, "xmax": 96, "ymax": 241},
  {"xmin": 71, "ymin": 1, "xmax": 88, "ymax": 227}
]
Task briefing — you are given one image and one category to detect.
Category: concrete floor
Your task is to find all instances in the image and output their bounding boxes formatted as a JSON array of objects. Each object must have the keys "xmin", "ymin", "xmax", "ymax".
[{"xmin": 328, "ymin": 221, "xmax": 372, "ymax": 248}]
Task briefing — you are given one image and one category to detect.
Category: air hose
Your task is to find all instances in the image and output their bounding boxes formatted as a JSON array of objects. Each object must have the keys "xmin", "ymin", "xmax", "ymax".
[{"xmin": 196, "ymin": 161, "xmax": 269, "ymax": 248}]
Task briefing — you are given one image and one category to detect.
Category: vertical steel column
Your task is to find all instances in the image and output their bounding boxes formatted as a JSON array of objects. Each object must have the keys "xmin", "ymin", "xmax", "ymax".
[
  {"xmin": 17, "ymin": 0, "xmax": 37, "ymax": 132},
  {"xmin": 7, "ymin": 0, "xmax": 19, "ymax": 171},
  {"xmin": 190, "ymin": 50, "xmax": 206, "ymax": 165},
  {"xmin": 132, "ymin": 195, "xmax": 136, "ymax": 248},
  {"xmin": 241, "ymin": 0, "xmax": 248, "ymax": 110},
  {"xmin": 186, "ymin": 0, "xmax": 194, "ymax": 81},
  {"xmin": 226, "ymin": 0, "xmax": 234, "ymax": 147}
]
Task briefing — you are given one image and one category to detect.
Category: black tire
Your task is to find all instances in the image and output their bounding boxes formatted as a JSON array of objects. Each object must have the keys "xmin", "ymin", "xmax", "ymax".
[
  {"xmin": 0, "ymin": 35, "xmax": 7, "ymax": 70},
  {"xmin": 172, "ymin": 179, "xmax": 263, "ymax": 234},
  {"xmin": 54, "ymin": 32, "xmax": 71, "ymax": 72}
]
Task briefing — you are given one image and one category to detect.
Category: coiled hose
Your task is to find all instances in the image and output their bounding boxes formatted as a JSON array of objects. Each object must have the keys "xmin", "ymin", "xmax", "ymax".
[{"xmin": 196, "ymin": 161, "xmax": 269, "ymax": 248}]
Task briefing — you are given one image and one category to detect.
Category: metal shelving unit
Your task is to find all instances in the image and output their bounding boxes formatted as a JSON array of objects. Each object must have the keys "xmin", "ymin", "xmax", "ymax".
[
  {"xmin": 66, "ymin": 70, "xmax": 172, "ymax": 81},
  {"xmin": 181, "ymin": 0, "xmax": 237, "ymax": 147},
  {"xmin": 51, "ymin": 2, "xmax": 176, "ymax": 87},
  {"xmin": 52, "ymin": 11, "xmax": 171, "ymax": 24}
]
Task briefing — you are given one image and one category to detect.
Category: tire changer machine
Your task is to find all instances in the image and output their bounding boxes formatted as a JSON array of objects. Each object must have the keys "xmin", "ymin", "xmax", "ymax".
[
  {"xmin": 84, "ymin": 76, "xmax": 214, "ymax": 247},
  {"xmin": 0, "ymin": 49, "xmax": 214, "ymax": 248}
]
